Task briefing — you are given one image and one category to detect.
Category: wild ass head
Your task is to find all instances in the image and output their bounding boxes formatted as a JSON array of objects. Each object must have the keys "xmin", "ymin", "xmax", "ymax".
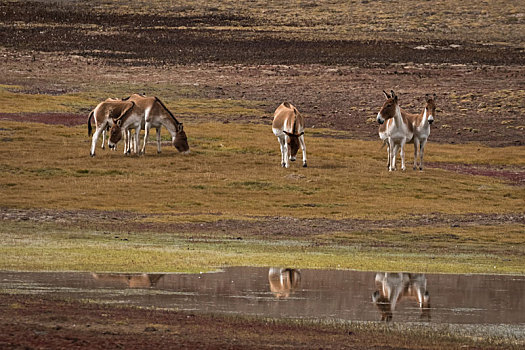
[
  {"xmin": 173, "ymin": 123, "xmax": 190, "ymax": 153},
  {"xmin": 425, "ymin": 93, "xmax": 437, "ymax": 125},
  {"xmin": 108, "ymin": 120, "xmax": 124, "ymax": 146},
  {"xmin": 283, "ymin": 132, "xmax": 301, "ymax": 160},
  {"xmin": 376, "ymin": 90, "xmax": 399, "ymax": 125}
]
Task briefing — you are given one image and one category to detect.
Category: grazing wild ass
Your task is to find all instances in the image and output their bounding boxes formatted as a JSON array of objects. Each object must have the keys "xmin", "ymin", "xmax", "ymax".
[
  {"xmin": 108, "ymin": 94, "xmax": 189, "ymax": 155},
  {"xmin": 377, "ymin": 90, "xmax": 436, "ymax": 171},
  {"xmin": 272, "ymin": 102, "xmax": 307, "ymax": 168},
  {"xmin": 268, "ymin": 268, "xmax": 301, "ymax": 299},
  {"xmin": 372, "ymin": 272, "xmax": 430, "ymax": 322},
  {"xmin": 87, "ymin": 99, "xmax": 136, "ymax": 157}
]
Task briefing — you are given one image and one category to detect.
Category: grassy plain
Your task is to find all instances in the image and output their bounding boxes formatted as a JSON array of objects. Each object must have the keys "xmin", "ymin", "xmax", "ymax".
[{"xmin": 1, "ymin": 114, "xmax": 523, "ymax": 274}]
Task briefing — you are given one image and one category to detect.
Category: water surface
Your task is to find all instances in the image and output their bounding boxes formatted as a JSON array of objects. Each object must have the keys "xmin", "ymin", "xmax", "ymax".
[{"xmin": 1, "ymin": 267, "xmax": 523, "ymax": 326}]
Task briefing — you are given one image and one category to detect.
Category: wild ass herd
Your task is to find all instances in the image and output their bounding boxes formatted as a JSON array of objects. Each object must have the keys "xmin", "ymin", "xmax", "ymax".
[{"xmin": 88, "ymin": 90, "xmax": 435, "ymax": 170}]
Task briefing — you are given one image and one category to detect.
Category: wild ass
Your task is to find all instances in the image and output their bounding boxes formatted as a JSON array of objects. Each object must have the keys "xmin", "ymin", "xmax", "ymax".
[
  {"xmin": 108, "ymin": 94, "xmax": 189, "ymax": 155},
  {"xmin": 377, "ymin": 90, "xmax": 414, "ymax": 171},
  {"xmin": 372, "ymin": 272, "xmax": 430, "ymax": 322},
  {"xmin": 377, "ymin": 91, "xmax": 436, "ymax": 171},
  {"xmin": 272, "ymin": 102, "xmax": 307, "ymax": 168},
  {"xmin": 87, "ymin": 99, "xmax": 136, "ymax": 157},
  {"xmin": 410, "ymin": 94, "xmax": 436, "ymax": 170}
]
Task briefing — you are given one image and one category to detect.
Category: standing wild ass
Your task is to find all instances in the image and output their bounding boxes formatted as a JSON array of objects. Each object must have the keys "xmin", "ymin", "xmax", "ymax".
[
  {"xmin": 377, "ymin": 91, "xmax": 436, "ymax": 171},
  {"xmin": 377, "ymin": 90, "xmax": 414, "ymax": 171},
  {"xmin": 272, "ymin": 102, "xmax": 307, "ymax": 168},
  {"xmin": 108, "ymin": 94, "xmax": 189, "ymax": 155},
  {"xmin": 87, "ymin": 99, "xmax": 136, "ymax": 157},
  {"xmin": 410, "ymin": 94, "xmax": 436, "ymax": 170}
]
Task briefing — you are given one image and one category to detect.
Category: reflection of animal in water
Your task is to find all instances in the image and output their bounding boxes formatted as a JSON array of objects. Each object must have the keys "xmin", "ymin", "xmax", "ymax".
[
  {"xmin": 372, "ymin": 272, "xmax": 430, "ymax": 322},
  {"xmin": 91, "ymin": 273, "xmax": 164, "ymax": 288},
  {"xmin": 268, "ymin": 268, "xmax": 301, "ymax": 299}
]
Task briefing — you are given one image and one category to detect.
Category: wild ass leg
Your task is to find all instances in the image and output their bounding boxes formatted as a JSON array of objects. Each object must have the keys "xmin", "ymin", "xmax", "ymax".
[
  {"xmin": 419, "ymin": 138, "xmax": 427, "ymax": 171},
  {"xmin": 90, "ymin": 127, "xmax": 105, "ymax": 157},
  {"xmin": 400, "ymin": 139, "xmax": 407, "ymax": 171},
  {"xmin": 156, "ymin": 127, "xmax": 162, "ymax": 153},
  {"xmin": 391, "ymin": 144, "xmax": 398, "ymax": 171},
  {"xmin": 413, "ymin": 138, "xmax": 420, "ymax": 170},
  {"xmin": 283, "ymin": 135, "xmax": 291, "ymax": 168},
  {"xmin": 101, "ymin": 129, "xmax": 106, "ymax": 150},
  {"xmin": 277, "ymin": 135, "xmax": 288, "ymax": 168},
  {"xmin": 299, "ymin": 134, "xmax": 307, "ymax": 167},
  {"xmin": 134, "ymin": 128, "xmax": 141, "ymax": 155},
  {"xmin": 141, "ymin": 122, "xmax": 151, "ymax": 154},
  {"xmin": 386, "ymin": 139, "xmax": 391, "ymax": 170},
  {"xmin": 123, "ymin": 129, "xmax": 131, "ymax": 155}
]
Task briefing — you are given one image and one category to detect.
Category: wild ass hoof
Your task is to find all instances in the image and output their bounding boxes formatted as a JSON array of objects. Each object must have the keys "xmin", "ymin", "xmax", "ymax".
[
  {"xmin": 90, "ymin": 152, "xmax": 95, "ymax": 157},
  {"xmin": 303, "ymin": 162, "xmax": 307, "ymax": 168},
  {"xmin": 281, "ymin": 162, "xmax": 286, "ymax": 168}
]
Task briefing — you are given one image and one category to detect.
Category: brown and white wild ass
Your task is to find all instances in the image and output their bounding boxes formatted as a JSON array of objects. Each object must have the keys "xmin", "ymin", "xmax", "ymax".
[
  {"xmin": 87, "ymin": 99, "xmax": 136, "ymax": 157},
  {"xmin": 377, "ymin": 91, "xmax": 436, "ymax": 171},
  {"xmin": 410, "ymin": 94, "xmax": 436, "ymax": 170},
  {"xmin": 108, "ymin": 94, "xmax": 189, "ymax": 155},
  {"xmin": 372, "ymin": 272, "xmax": 430, "ymax": 322},
  {"xmin": 377, "ymin": 90, "xmax": 414, "ymax": 171},
  {"xmin": 272, "ymin": 102, "xmax": 307, "ymax": 168}
]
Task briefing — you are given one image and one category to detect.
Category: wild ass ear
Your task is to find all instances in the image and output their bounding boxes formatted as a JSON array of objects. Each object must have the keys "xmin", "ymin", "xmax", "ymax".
[
  {"xmin": 391, "ymin": 90, "xmax": 398, "ymax": 102},
  {"xmin": 178, "ymin": 123, "xmax": 184, "ymax": 132},
  {"xmin": 382, "ymin": 90, "xmax": 390, "ymax": 99},
  {"xmin": 116, "ymin": 120, "xmax": 122, "ymax": 127},
  {"xmin": 433, "ymin": 93, "xmax": 437, "ymax": 101}
]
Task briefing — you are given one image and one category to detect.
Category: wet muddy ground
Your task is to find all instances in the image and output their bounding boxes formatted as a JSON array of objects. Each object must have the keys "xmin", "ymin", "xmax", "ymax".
[
  {"xmin": 2, "ymin": 268, "xmax": 525, "ymax": 326},
  {"xmin": 1, "ymin": 207, "xmax": 524, "ymax": 239},
  {"xmin": 2, "ymin": 269, "xmax": 524, "ymax": 349}
]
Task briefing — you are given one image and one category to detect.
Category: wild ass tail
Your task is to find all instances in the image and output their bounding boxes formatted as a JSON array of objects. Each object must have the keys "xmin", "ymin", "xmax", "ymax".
[
  {"xmin": 87, "ymin": 110, "xmax": 94, "ymax": 136},
  {"xmin": 292, "ymin": 107, "xmax": 298, "ymax": 135}
]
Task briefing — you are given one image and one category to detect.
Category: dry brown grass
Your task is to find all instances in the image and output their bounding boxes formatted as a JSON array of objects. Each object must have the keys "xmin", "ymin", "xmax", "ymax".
[{"xmin": 1, "ymin": 120, "xmax": 523, "ymax": 220}]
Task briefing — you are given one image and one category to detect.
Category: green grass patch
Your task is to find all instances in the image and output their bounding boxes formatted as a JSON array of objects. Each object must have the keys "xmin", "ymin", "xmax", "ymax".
[{"xmin": 1, "ymin": 221, "xmax": 523, "ymax": 274}]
